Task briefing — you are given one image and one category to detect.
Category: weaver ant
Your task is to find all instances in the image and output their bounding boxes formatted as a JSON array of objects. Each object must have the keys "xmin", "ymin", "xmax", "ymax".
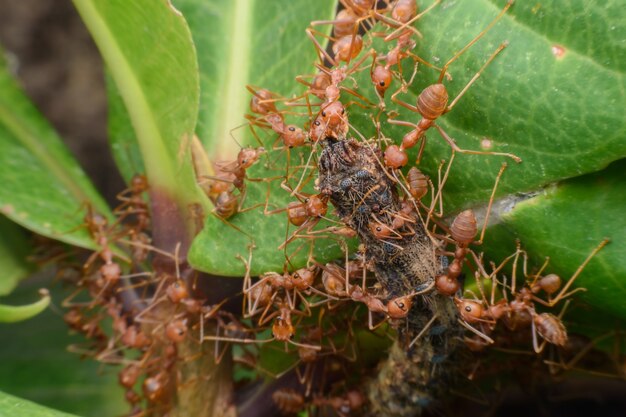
[{"xmin": 383, "ymin": 1, "xmax": 520, "ymax": 168}]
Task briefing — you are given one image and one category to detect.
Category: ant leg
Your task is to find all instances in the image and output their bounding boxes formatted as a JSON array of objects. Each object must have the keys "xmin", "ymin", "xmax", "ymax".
[
  {"xmin": 547, "ymin": 239, "xmax": 610, "ymax": 306},
  {"xmin": 476, "ymin": 162, "xmax": 508, "ymax": 244},
  {"xmin": 408, "ymin": 314, "xmax": 439, "ymax": 349},
  {"xmin": 306, "ymin": 28, "xmax": 338, "ymax": 67},
  {"xmin": 383, "ymin": 0, "xmax": 441, "ymax": 41},
  {"xmin": 405, "ymin": 51, "xmax": 444, "ymax": 73},
  {"xmin": 390, "ymin": 85, "xmax": 419, "ymax": 112},
  {"xmin": 531, "ymin": 316, "xmax": 544, "ymax": 354},
  {"xmin": 434, "ymin": 124, "xmax": 522, "ymax": 163},
  {"xmin": 212, "ymin": 212, "xmax": 255, "ymax": 240},
  {"xmin": 437, "ymin": 1, "xmax": 514, "ymax": 83},
  {"xmin": 428, "ymin": 152, "xmax": 455, "ymax": 220},
  {"xmin": 370, "ymin": 11, "xmax": 423, "ymax": 39},
  {"xmin": 444, "ymin": 42, "xmax": 509, "ymax": 111},
  {"xmin": 340, "ymin": 87, "xmax": 376, "ymax": 107},
  {"xmin": 458, "ymin": 319, "xmax": 495, "ymax": 344}
]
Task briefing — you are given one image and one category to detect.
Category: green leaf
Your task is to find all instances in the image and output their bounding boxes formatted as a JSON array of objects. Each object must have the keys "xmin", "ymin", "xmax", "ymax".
[
  {"xmin": 483, "ymin": 159, "xmax": 626, "ymax": 319},
  {"xmin": 175, "ymin": 0, "xmax": 336, "ymax": 158},
  {"xmin": 0, "ymin": 289, "xmax": 50, "ymax": 323},
  {"xmin": 73, "ymin": 0, "xmax": 211, "ymax": 236},
  {"xmin": 0, "ymin": 284, "xmax": 126, "ymax": 417},
  {"xmin": 185, "ymin": 0, "xmax": 343, "ymax": 275},
  {"xmin": 0, "ymin": 50, "xmax": 113, "ymax": 250},
  {"xmin": 0, "ymin": 216, "xmax": 35, "ymax": 296},
  {"xmin": 106, "ymin": 73, "xmax": 145, "ymax": 184},
  {"xmin": 0, "ymin": 391, "xmax": 79, "ymax": 417}
]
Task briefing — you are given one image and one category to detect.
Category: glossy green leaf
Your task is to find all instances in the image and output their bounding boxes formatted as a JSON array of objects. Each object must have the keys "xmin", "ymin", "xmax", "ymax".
[
  {"xmin": 0, "ymin": 51, "xmax": 113, "ymax": 250},
  {"xmin": 0, "ymin": 284, "xmax": 125, "ymax": 417},
  {"xmin": 185, "ymin": 0, "xmax": 343, "ymax": 275},
  {"xmin": 483, "ymin": 159, "xmax": 626, "ymax": 319},
  {"xmin": 0, "ymin": 289, "xmax": 50, "ymax": 323},
  {"xmin": 0, "ymin": 391, "xmax": 78, "ymax": 417},
  {"xmin": 73, "ymin": 0, "xmax": 211, "ymax": 231},
  {"xmin": 0, "ymin": 216, "xmax": 35, "ymax": 296},
  {"xmin": 106, "ymin": 73, "xmax": 145, "ymax": 184}
]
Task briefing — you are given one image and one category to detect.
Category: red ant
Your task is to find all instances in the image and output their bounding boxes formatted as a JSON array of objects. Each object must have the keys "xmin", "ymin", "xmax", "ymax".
[
  {"xmin": 202, "ymin": 297, "xmax": 322, "ymax": 352},
  {"xmin": 369, "ymin": 2, "xmax": 443, "ymax": 103},
  {"xmin": 245, "ymin": 86, "xmax": 309, "ymax": 150},
  {"xmin": 197, "ymin": 145, "xmax": 267, "ymax": 222},
  {"xmin": 114, "ymin": 174, "xmax": 150, "ymax": 231},
  {"xmin": 383, "ymin": 1, "xmax": 520, "ymax": 168},
  {"xmin": 432, "ymin": 163, "xmax": 508, "ymax": 298},
  {"xmin": 237, "ymin": 245, "xmax": 326, "ymax": 319}
]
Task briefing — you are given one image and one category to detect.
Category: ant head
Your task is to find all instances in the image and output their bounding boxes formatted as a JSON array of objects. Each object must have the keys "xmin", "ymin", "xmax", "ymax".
[
  {"xmin": 305, "ymin": 194, "xmax": 328, "ymax": 217},
  {"xmin": 272, "ymin": 317, "xmax": 295, "ymax": 341},
  {"xmin": 320, "ymin": 101, "xmax": 346, "ymax": 128},
  {"xmin": 308, "ymin": 116, "xmax": 325, "ymax": 143},
  {"xmin": 237, "ymin": 147, "xmax": 264, "ymax": 169},
  {"xmin": 369, "ymin": 220, "xmax": 393, "ymax": 239},
  {"xmin": 165, "ymin": 319, "xmax": 188, "ymax": 343},
  {"xmin": 130, "ymin": 174, "xmax": 148, "ymax": 193},
  {"xmin": 383, "ymin": 144, "xmax": 408, "ymax": 169},
  {"xmin": 291, "ymin": 266, "xmax": 316, "ymax": 289},
  {"xmin": 283, "ymin": 124, "xmax": 307, "ymax": 148},
  {"xmin": 371, "ymin": 65, "xmax": 393, "ymax": 96},
  {"xmin": 455, "ymin": 298, "xmax": 483, "ymax": 324},
  {"xmin": 387, "ymin": 295, "xmax": 412, "ymax": 318},
  {"xmin": 166, "ymin": 280, "xmax": 189, "ymax": 303}
]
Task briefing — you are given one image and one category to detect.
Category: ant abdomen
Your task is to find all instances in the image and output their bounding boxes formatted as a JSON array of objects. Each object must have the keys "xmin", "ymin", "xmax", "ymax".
[
  {"xmin": 333, "ymin": 9, "xmax": 358, "ymax": 37},
  {"xmin": 535, "ymin": 313, "xmax": 568, "ymax": 346},
  {"xmin": 417, "ymin": 83, "xmax": 449, "ymax": 120},
  {"xmin": 332, "ymin": 34, "xmax": 364, "ymax": 63},
  {"xmin": 406, "ymin": 167, "xmax": 428, "ymax": 200},
  {"xmin": 392, "ymin": 0, "xmax": 418, "ymax": 24},
  {"xmin": 272, "ymin": 388, "xmax": 305, "ymax": 414},
  {"xmin": 532, "ymin": 273, "xmax": 562, "ymax": 295},
  {"xmin": 450, "ymin": 209, "xmax": 477, "ymax": 246},
  {"xmin": 287, "ymin": 202, "xmax": 308, "ymax": 227}
]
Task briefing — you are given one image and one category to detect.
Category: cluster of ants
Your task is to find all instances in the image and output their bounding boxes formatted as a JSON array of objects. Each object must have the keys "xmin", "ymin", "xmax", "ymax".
[{"xmin": 59, "ymin": 1, "xmax": 614, "ymax": 416}]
